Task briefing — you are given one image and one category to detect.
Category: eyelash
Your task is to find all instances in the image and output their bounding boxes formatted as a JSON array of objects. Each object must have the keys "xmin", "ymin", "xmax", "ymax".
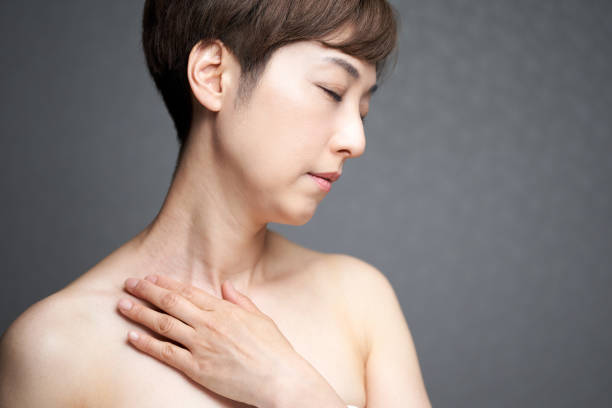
[
  {"xmin": 323, "ymin": 87, "xmax": 343, "ymax": 102},
  {"xmin": 321, "ymin": 87, "xmax": 367, "ymax": 123}
]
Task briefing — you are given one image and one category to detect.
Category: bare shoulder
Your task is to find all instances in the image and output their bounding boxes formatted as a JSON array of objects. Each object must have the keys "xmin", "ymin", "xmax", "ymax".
[
  {"xmin": 322, "ymin": 254, "xmax": 432, "ymax": 406},
  {"xmin": 314, "ymin": 251, "xmax": 390, "ymax": 308},
  {"xmin": 269, "ymin": 230, "xmax": 389, "ymax": 310},
  {"xmin": 267, "ymin": 230, "xmax": 384, "ymax": 284},
  {"xmin": 266, "ymin": 231, "xmax": 393, "ymax": 327},
  {"xmin": 321, "ymin": 253, "xmax": 394, "ymax": 347},
  {"xmin": 324, "ymin": 252, "xmax": 389, "ymax": 287},
  {"xmin": 273, "ymin": 235, "xmax": 392, "ymax": 351},
  {"xmin": 0, "ymin": 288, "xmax": 105, "ymax": 407}
]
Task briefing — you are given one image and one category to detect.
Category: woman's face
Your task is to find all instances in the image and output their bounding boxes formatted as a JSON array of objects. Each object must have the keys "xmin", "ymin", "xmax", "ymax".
[{"xmin": 215, "ymin": 40, "xmax": 377, "ymax": 225}]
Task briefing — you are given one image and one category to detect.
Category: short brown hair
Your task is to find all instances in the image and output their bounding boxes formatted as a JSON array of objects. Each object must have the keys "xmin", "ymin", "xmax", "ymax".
[{"xmin": 142, "ymin": 0, "xmax": 399, "ymax": 148}]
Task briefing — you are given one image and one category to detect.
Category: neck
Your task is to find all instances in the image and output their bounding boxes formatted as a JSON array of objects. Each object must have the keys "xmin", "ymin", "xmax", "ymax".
[{"xmin": 129, "ymin": 124, "xmax": 272, "ymax": 298}]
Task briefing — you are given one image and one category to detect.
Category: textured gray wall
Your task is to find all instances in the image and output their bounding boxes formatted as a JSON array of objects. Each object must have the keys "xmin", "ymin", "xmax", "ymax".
[{"xmin": 1, "ymin": 1, "xmax": 611, "ymax": 406}]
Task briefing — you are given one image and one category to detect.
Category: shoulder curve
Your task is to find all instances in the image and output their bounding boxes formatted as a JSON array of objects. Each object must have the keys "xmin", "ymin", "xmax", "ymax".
[
  {"xmin": 326, "ymin": 254, "xmax": 431, "ymax": 407},
  {"xmin": 0, "ymin": 292, "xmax": 93, "ymax": 406},
  {"xmin": 323, "ymin": 253, "xmax": 395, "ymax": 352},
  {"xmin": 325, "ymin": 253, "xmax": 391, "ymax": 290}
]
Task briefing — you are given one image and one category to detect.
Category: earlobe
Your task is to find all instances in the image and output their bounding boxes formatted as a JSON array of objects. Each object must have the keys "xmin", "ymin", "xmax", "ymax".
[{"xmin": 187, "ymin": 40, "xmax": 225, "ymax": 112}]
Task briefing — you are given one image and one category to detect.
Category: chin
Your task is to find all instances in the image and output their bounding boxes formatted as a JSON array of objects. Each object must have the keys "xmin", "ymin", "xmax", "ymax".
[{"xmin": 270, "ymin": 197, "xmax": 319, "ymax": 226}]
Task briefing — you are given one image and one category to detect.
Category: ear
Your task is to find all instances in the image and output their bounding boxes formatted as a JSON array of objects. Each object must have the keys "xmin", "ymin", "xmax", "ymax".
[{"xmin": 187, "ymin": 39, "xmax": 233, "ymax": 113}]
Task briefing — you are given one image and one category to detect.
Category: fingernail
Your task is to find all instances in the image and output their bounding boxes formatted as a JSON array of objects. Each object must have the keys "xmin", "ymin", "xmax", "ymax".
[
  {"xmin": 128, "ymin": 331, "xmax": 139, "ymax": 341},
  {"xmin": 145, "ymin": 274, "xmax": 158, "ymax": 283},
  {"xmin": 125, "ymin": 278, "xmax": 139, "ymax": 289},
  {"xmin": 118, "ymin": 299, "xmax": 133, "ymax": 311}
]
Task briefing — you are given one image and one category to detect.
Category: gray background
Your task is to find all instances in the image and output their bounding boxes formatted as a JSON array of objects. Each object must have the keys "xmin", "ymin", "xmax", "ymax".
[{"xmin": 1, "ymin": 1, "xmax": 610, "ymax": 406}]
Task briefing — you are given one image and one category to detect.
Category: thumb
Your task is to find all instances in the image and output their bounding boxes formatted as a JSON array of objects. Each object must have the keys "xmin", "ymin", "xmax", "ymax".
[{"xmin": 221, "ymin": 280, "xmax": 263, "ymax": 315}]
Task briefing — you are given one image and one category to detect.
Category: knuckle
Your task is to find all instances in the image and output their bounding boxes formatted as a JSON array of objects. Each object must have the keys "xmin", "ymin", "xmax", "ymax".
[
  {"xmin": 196, "ymin": 358, "xmax": 212, "ymax": 374},
  {"xmin": 157, "ymin": 315, "xmax": 173, "ymax": 334},
  {"xmin": 160, "ymin": 292, "xmax": 179, "ymax": 309},
  {"xmin": 180, "ymin": 287, "xmax": 194, "ymax": 300},
  {"xmin": 211, "ymin": 319, "xmax": 229, "ymax": 336},
  {"xmin": 202, "ymin": 315, "xmax": 219, "ymax": 329},
  {"xmin": 199, "ymin": 315, "xmax": 222, "ymax": 336},
  {"xmin": 161, "ymin": 343, "xmax": 175, "ymax": 361},
  {"xmin": 193, "ymin": 314, "xmax": 212, "ymax": 330}
]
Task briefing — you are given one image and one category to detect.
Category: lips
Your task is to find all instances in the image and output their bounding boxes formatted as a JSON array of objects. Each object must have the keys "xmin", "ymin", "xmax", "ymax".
[
  {"xmin": 308, "ymin": 173, "xmax": 332, "ymax": 192},
  {"xmin": 308, "ymin": 171, "xmax": 341, "ymax": 183}
]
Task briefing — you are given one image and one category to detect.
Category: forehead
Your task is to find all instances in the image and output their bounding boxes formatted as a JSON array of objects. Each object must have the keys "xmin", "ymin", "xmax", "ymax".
[{"xmin": 266, "ymin": 40, "xmax": 377, "ymax": 85}]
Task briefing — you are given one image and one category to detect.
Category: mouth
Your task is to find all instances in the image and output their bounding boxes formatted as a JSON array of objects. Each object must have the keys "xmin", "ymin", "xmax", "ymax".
[
  {"xmin": 307, "ymin": 171, "xmax": 341, "ymax": 183},
  {"xmin": 307, "ymin": 173, "xmax": 335, "ymax": 192}
]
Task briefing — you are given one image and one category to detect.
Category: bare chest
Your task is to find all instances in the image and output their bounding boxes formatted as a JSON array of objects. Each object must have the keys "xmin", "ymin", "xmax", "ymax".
[{"xmin": 89, "ymin": 291, "xmax": 366, "ymax": 408}]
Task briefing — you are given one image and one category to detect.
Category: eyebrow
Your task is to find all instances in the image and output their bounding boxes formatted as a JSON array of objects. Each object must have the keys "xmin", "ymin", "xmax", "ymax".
[{"xmin": 322, "ymin": 56, "xmax": 379, "ymax": 95}]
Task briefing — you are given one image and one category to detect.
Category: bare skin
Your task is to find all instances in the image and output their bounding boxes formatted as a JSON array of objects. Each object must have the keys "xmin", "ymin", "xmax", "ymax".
[
  {"xmin": 0, "ymin": 229, "xmax": 369, "ymax": 407},
  {"xmin": 0, "ymin": 34, "xmax": 431, "ymax": 408}
]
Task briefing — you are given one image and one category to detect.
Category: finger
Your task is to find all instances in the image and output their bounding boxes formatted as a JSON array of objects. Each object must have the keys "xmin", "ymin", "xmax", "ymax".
[
  {"xmin": 124, "ymin": 278, "xmax": 204, "ymax": 326},
  {"xmin": 117, "ymin": 298, "xmax": 195, "ymax": 348},
  {"xmin": 126, "ymin": 330, "xmax": 195, "ymax": 377},
  {"xmin": 144, "ymin": 274, "xmax": 220, "ymax": 312},
  {"xmin": 221, "ymin": 280, "xmax": 264, "ymax": 315}
]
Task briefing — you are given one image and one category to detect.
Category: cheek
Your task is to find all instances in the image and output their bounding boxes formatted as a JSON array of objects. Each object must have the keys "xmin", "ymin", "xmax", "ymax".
[{"xmin": 239, "ymin": 81, "xmax": 327, "ymax": 180}]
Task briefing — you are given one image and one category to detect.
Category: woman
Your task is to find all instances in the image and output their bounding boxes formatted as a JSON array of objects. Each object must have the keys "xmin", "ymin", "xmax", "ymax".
[{"xmin": 0, "ymin": 1, "xmax": 431, "ymax": 407}]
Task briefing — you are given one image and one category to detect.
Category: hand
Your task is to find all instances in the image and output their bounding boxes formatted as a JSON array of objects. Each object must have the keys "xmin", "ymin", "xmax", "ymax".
[{"xmin": 116, "ymin": 274, "xmax": 306, "ymax": 407}]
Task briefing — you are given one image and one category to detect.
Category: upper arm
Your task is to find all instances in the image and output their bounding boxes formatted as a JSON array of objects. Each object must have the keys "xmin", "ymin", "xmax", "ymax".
[
  {"xmin": 0, "ymin": 302, "xmax": 86, "ymax": 407},
  {"xmin": 334, "ymin": 255, "xmax": 432, "ymax": 408},
  {"xmin": 364, "ymin": 268, "xmax": 432, "ymax": 407}
]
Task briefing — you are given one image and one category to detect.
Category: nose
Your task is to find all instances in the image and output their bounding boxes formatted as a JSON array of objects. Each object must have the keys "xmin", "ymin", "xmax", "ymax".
[{"xmin": 331, "ymin": 110, "xmax": 366, "ymax": 158}]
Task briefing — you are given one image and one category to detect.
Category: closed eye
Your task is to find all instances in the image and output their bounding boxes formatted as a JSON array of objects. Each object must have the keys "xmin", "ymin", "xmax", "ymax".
[
  {"xmin": 320, "ymin": 87, "xmax": 367, "ymax": 123},
  {"xmin": 321, "ymin": 86, "xmax": 343, "ymax": 102}
]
